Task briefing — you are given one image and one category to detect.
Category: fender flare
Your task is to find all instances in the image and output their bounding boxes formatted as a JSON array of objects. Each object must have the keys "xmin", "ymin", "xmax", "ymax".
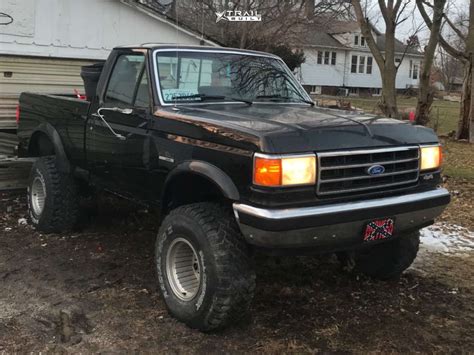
[
  {"xmin": 29, "ymin": 123, "xmax": 71, "ymax": 173},
  {"xmin": 164, "ymin": 161, "xmax": 240, "ymax": 201}
]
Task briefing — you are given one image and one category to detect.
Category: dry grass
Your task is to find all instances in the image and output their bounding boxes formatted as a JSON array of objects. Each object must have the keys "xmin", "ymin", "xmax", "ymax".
[{"xmin": 347, "ymin": 96, "xmax": 460, "ymax": 135}]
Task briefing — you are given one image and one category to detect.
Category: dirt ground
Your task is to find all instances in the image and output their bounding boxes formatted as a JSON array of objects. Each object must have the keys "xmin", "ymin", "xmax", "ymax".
[{"xmin": 1, "ymin": 187, "xmax": 473, "ymax": 353}]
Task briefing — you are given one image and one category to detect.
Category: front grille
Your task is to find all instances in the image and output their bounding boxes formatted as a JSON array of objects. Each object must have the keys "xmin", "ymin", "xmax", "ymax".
[{"xmin": 317, "ymin": 146, "xmax": 420, "ymax": 196}]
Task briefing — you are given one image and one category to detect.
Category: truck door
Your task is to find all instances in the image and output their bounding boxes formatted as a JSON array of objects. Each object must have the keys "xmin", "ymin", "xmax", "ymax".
[{"xmin": 86, "ymin": 51, "xmax": 152, "ymax": 198}]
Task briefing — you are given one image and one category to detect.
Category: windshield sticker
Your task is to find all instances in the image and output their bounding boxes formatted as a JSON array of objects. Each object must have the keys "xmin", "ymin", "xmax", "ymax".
[{"xmin": 162, "ymin": 89, "xmax": 197, "ymax": 101}]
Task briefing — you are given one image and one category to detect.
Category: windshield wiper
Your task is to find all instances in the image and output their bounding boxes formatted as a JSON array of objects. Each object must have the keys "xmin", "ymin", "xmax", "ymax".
[
  {"xmin": 255, "ymin": 94, "xmax": 314, "ymax": 106},
  {"xmin": 171, "ymin": 94, "xmax": 252, "ymax": 105}
]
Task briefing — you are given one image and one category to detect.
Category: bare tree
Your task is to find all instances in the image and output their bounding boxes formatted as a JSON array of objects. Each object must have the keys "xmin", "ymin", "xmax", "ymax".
[
  {"xmin": 437, "ymin": 47, "xmax": 464, "ymax": 92},
  {"xmin": 170, "ymin": 0, "xmax": 352, "ymax": 49},
  {"xmin": 351, "ymin": 0, "xmax": 414, "ymax": 118},
  {"xmin": 415, "ymin": 0, "xmax": 446, "ymax": 126},
  {"xmin": 418, "ymin": 0, "xmax": 474, "ymax": 142}
]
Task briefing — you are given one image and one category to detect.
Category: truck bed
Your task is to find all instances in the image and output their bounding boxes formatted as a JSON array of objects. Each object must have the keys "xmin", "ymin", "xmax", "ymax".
[{"xmin": 17, "ymin": 92, "xmax": 91, "ymax": 164}]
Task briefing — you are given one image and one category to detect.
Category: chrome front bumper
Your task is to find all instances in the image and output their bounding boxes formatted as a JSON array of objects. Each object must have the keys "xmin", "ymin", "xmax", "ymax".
[{"xmin": 233, "ymin": 188, "xmax": 450, "ymax": 249}]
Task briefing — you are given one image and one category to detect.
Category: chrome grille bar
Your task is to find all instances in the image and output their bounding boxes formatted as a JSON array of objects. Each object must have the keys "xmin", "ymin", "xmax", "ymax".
[
  {"xmin": 321, "ymin": 168, "xmax": 419, "ymax": 183},
  {"xmin": 319, "ymin": 157, "xmax": 419, "ymax": 170},
  {"xmin": 317, "ymin": 146, "xmax": 420, "ymax": 196}
]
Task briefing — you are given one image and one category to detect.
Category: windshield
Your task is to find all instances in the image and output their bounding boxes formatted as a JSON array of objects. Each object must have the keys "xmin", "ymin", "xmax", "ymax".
[{"xmin": 155, "ymin": 50, "xmax": 311, "ymax": 104}]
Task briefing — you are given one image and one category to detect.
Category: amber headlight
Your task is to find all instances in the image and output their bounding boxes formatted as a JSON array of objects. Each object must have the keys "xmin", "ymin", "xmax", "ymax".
[
  {"xmin": 420, "ymin": 145, "xmax": 442, "ymax": 171},
  {"xmin": 253, "ymin": 153, "xmax": 316, "ymax": 187}
]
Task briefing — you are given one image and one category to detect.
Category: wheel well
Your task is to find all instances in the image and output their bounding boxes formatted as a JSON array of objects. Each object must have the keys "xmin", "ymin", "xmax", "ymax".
[
  {"xmin": 162, "ymin": 173, "xmax": 228, "ymax": 215},
  {"xmin": 28, "ymin": 132, "xmax": 55, "ymax": 157}
]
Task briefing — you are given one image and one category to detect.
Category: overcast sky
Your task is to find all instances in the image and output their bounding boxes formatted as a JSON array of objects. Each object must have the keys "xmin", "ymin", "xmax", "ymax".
[{"xmin": 365, "ymin": 0, "xmax": 469, "ymax": 44}]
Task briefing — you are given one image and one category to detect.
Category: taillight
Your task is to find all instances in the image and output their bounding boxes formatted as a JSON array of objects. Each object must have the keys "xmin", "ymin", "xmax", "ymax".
[{"xmin": 15, "ymin": 105, "xmax": 20, "ymax": 124}]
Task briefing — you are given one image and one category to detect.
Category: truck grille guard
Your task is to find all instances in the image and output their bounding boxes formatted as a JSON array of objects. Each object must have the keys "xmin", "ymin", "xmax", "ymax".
[{"xmin": 316, "ymin": 146, "xmax": 420, "ymax": 196}]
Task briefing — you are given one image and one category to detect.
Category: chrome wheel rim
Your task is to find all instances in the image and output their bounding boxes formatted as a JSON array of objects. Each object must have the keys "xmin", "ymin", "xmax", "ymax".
[
  {"xmin": 166, "ymin": 238, "xmax": 201, "ymax": 301},
  {"xmin": 31, "ymin": 176, "xmax": 46, "ymax": 216}
]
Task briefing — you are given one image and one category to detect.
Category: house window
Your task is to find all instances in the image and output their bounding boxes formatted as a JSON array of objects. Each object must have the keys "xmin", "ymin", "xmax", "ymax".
[
  {"xmin": 354, "ymin": 35, "xmax": 359, "ymax": 46},
  {"xmin": 367, "ymin": 57, "xmax": 373, "ymax": 74},
  {"xmin": 349, "ymin": 87, "xmax": 359, "ymax": 95},
  {"xmin": 361, "ymin": 36, "xmax": 365, "ymax": 46},
  {"xmin": 412, "ymin": 63, "xmax": 419, "ymax": 80},
  {"xmin": 351, "ymin": 55, "xmax": 358, "ymax": 73},
  {"xmin": 409, "ymin": 60, "xmax": 419, "ymax": 79},
  {"xmin": 331, "ymin": 52, "xmax": 336, "ymax": 65},
  {"xmin": 359, "ymin": 56, "xmax": 365, "ymax": 73},
  {"xmin": 317, "ymin": 51, "xmax": 322, "ymax": 64},
  {"xmin": 324, "ymin": 51, "xmax": 329, "ymax": 65},
  {"xmin": 372, "ymin": 88, "xmax": 382, "ymax": 96},
  {"xmin": 310, "ymin": 85, "xmax": 321, "ymax": 94}
]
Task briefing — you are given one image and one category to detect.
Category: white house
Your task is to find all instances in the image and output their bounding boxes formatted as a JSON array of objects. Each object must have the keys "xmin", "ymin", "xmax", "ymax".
[
  {"xmin": 0, "ymin": 0, "xmax": 218, "ymax": 129},
  {"xmin": 296, "ymin": 21, "xmax": 423, "ymax": 96}
]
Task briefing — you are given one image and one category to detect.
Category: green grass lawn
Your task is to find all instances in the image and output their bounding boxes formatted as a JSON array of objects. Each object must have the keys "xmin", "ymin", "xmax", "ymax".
[{"xmin": 347, "ymin": 96, "xmax": 460, "ymax": 135}]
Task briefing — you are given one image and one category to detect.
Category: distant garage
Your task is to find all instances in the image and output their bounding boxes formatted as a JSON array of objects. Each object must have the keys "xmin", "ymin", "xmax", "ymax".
[{"xmin": 0, "ymin": 0, "xmax": 217, "ymax": 130}]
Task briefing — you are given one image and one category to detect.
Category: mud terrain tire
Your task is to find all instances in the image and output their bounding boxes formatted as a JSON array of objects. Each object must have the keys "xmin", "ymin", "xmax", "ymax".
[
  {"xmin": 28, "ymin": 156, "xmax": 79, "ymax": 233},
  {"xmin": 341, "ymin": 232, "xmax": 420, "ymax": 280},
  {"xmin": 155, "ymin": 202, "xmax": 255, "ymax": 332}
]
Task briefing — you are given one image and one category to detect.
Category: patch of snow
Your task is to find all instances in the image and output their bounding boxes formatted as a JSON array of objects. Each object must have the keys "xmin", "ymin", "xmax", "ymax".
[{"xmin": 420, "ymin": 222, "xmax": 474, "ymax": 255}]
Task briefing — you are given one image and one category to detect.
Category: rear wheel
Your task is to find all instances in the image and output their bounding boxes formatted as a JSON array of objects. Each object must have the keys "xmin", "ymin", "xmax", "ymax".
[
  {"xmin": 339, "ymin": 232, "xmax": 420, "ymax": 280},
  {"xmin": 28, "ymin": 156, "xmax": 79, "ymax": 233},
  {"xmin": 155, "ymin": 202, "xmax": 255, "ymax": 332}
]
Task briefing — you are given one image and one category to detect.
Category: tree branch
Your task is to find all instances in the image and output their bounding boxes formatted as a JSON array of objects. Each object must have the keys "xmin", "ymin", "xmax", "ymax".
[
  {"xmin": 352, "ymin": 0, "xmax": 385, "ymax": 69},
  {"xmin": 417, "ymin": 0, "xmax": 468, "ymax": 62}
]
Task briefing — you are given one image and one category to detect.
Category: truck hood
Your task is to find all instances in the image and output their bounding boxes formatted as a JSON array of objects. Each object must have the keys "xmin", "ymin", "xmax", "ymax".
[{"xmin": 155, "ymin": 104, "xmax": 439, "ymax": 153}]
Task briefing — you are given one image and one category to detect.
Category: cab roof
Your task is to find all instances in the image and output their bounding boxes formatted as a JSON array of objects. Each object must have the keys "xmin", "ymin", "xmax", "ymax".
[{"xmin": 113, "ymin": 44, "xmax": 279, "ymax": 58}]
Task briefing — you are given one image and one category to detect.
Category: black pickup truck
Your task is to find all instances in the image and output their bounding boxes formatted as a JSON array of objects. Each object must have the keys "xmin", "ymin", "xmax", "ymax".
[{"xmin": 17, "ymin": 45, "xmax": 450, "ymax": 331}]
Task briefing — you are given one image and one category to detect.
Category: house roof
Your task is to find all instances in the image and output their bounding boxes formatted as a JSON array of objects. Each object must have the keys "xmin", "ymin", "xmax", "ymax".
[
  {"xmin": 121, "ymin": 0, "xmax": 220, "ymax": 46},
  {"xmin": 326, "ymin": 20, "xmax": 362, "ymax": 34},
  {"xmin": 302, "ymin": 19, "xmax": 421, "ymax": 56},
  {"xmin": 304, "ymin": 31, "xmax": 348, "ymax": 49},
  {"xmin": 376, "ymin": 34, "xmax": 421, "ymax": 55}
]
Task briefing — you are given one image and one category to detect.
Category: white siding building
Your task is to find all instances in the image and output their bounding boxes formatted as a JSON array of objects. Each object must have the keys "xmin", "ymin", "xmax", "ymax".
[
  {"xmin": 0, "ymin": 0, "xmax": 217, "ymax": 129},
  {"xmin": 296, "ymin": 22, "xmax": 423, "ymax": 96}
]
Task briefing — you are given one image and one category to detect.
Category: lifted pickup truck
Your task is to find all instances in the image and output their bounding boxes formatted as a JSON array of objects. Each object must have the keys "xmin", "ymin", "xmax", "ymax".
[{"xmin": 17, "ymin": 45, "xmax": 450, "ymax": 331}]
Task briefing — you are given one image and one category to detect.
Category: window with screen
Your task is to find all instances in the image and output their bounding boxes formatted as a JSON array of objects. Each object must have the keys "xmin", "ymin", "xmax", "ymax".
[
  {"xmin": 367, "ymin": 57, "xmax": 373, "ymax": 74},
  {"xmin": 351, "ymin": 55, "xmax": 357, "ymax": 73},
  {"xmin": 317, "ymin": 51, "xmax": 322, "ymax": 64},
  {"xmin": 105, "ymin": 54, "xmax": 145, "ymax": 106},
  {"xmin": 359, "ymin": 56, "xmax": 365, "ymax": 73}
]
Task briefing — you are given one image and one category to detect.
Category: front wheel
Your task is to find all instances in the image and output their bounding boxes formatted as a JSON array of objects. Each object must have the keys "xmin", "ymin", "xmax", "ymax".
[
  {"xmin": 339, "ymin": 232, "xmax": 420, "ymax": 280},
  {"xmin": 155, "ymin": 202, "xmax": 255, "ymax": 332}
]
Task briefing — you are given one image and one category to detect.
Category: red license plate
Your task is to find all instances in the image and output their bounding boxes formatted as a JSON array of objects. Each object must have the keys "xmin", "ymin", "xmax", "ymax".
[{"xmin": 363, "ymin": 218, "xmax": 394, "ymax": 242}]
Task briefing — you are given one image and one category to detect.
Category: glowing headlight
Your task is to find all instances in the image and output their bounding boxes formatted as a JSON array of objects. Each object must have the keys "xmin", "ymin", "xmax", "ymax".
[
  {"xmin": 420, "ymin": 145, "xmax": 442, "ymax": 171},
  {"xmin": 253, "ymin": 154, "xmax": 316, "ymax": 187}
]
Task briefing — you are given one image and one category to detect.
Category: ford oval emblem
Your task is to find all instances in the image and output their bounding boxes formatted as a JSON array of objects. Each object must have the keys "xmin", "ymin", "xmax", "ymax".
[{"xmin": 367, "ymin": 165, "xmax": 385, "ymax": 176}]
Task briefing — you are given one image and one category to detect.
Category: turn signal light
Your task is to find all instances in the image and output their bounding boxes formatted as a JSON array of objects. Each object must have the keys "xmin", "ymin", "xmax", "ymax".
[
  {"xmin": 253, "ymin": 154, "xmax": 316, "ymax": 187},
  {"xmin": 420, "ymin": 145, "xmax": 442, "ymax": 171}
]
